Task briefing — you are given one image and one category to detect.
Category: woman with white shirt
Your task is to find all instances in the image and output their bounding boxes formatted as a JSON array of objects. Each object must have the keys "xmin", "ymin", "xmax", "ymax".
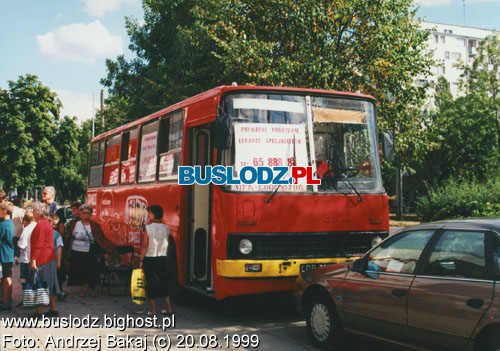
[
  {"xmin": 140, "ymin": 205, "xmax": 173, "ymax": 316},
  {"xmin": 17, "ymin": 210, "xmax": 36, "ymax": 284},
  {"xmin": 67, "ymin": 204, "xmax": 115, "ymax": 297}
]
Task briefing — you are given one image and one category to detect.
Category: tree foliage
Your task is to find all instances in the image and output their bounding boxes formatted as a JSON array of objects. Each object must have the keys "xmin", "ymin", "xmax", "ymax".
[
  {"xmin": 102, "ymin": 0, "xmax": 433, "ymax": 171},
  {"xmin": 410, "ymin": 37, "xmax": 500, "ymax": 203},
  {"xmin": 424, "ymin": 35, "xmax": 500, "ymax": 185},
  {"xmin": 459, "ymin": 34, "xmax": 500, "ymax": 153},
  {"xmin": 0, "ymin": 75, "xmax": 88, "ymax": 202}
]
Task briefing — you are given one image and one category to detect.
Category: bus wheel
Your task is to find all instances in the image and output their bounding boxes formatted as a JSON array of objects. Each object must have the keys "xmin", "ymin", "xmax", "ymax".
[{"xmin": 167, "ymin": 241, "xmax": 184, "ymax": 303}]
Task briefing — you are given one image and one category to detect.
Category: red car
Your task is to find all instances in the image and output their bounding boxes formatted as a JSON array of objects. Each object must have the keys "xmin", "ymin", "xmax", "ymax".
[{"xmin": 294, "ymin": 218, "xmax": 500, "ymax": 351}]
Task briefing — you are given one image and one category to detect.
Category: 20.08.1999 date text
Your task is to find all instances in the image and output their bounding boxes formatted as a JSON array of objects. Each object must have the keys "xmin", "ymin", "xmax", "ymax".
[{"xmin": 157, "ymin": 334, "xmax": 260, "ymax": 349}]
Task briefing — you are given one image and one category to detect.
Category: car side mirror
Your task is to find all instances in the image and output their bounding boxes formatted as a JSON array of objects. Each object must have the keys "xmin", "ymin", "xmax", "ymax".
[
  {"xmin": 381, "ymin": 132, "xmax": 394, "ymax": 162},
  {"xmin": 351, "ymin": 258, "xmax": 366, "ymax": 272}
]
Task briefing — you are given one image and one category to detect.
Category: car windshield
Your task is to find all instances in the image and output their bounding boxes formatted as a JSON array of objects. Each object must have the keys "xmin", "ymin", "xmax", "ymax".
[
  {"xmin": 367, "ymin": 230, "xmax": 435, "ymax": 274},
  {"xmin": 219, "ymin": 92, "xmax": 383, "ymax": 193}
]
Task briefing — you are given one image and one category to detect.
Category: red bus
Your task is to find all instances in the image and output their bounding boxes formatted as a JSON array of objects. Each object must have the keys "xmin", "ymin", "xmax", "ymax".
[{"xmin": 87, "ymin": 85, "xmax": 389, "ymax": 300}]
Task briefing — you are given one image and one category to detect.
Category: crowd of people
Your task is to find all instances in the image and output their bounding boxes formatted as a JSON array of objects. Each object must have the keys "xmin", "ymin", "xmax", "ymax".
[{"xmin": 0, "ymin": 187, "xmax": 173, "ymax": 318}]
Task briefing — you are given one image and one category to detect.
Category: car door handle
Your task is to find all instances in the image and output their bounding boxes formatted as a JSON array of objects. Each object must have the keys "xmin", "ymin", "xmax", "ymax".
[
  {"xmin": 391, "ymin": 289, "xmax": 408, "ymax": 298},
  {"xmin": 466, "ymin": 298, "xmax": 484, "ymax": 309}
]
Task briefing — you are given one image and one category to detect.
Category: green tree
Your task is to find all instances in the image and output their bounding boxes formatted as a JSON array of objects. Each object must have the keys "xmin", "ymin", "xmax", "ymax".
[
  {"xmin": 102, "ymin": 0, "xmax": 433, "ymax": 165},
  {"xmin": 459, "ymin": 34, "xmax": 500, "ymax": 153},
  {"xmin": 0, "ymin": 75, "xmax": 60, "ymax": 195},
  {"xmin": 412, "ymin": 75, "xmax": 499, "ymax": 192},
  {"xmin": 0, "ymin": 74, "xmax": 88, "ymax": 202},
  {"xmin": 0, "ymin": 93, "xmax": 37, "ymax": 193},
  {"xmin": 52, "ymin": 116, "xmax": 87, "ymax": 202},
  {"xmin": 101, "ymin": 0, "xmax": 224, "ymax": 124}
]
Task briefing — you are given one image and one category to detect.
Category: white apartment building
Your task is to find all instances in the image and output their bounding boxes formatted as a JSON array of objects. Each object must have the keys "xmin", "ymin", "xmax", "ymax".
[{"xmin": 419, "ymin": 21, "xmax": 495, "ymax": 98}]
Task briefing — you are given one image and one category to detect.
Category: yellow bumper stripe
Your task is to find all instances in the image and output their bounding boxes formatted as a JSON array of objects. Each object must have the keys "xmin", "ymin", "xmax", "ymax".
[{"xmin": 216, "ymin": 257, "xmax": 355, "ymax": 278}]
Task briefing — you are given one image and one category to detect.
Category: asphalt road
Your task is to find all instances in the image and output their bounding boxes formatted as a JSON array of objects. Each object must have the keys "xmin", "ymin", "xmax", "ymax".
[
  {"xmin": 0, "ymin": 285, "xmax": 406, "ymax": 351},
  {"xmin": 171, "ymin": 291, "xmax": 406, "ymax": 351},
  {"xmin": 0, "ymin": 249, "xmax": 409, "ymax": 351}
]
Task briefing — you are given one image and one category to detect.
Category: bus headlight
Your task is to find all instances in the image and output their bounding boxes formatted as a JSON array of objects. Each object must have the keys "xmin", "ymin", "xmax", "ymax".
[
  {"xmin": 239, "ymin": 239, "xmax": 253, "ymax": 255},
  {"xmin": 371, "ymin": 236, "xmax": 382, "ymax": 247}
]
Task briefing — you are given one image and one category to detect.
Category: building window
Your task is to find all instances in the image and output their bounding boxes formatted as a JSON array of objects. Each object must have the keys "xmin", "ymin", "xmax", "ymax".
[
  {"xmin": 442, "ymin": 66, "xmax": 446, "ymax": 74},
  {"xmin": 445, "ymin": 51, "xmax": 450, "ymax": 60},
  {"xmin": 457, "ymin": 38, "xmax": 466, "ymax": 46},
  {"xmin": 434, "ymin": 34, "xmax": 439, "ymax": 43},
  {"xmin": 452, "ymin": 52, "xmax": 461, "ymax": 60},
  {"xmin": 440, "ymin": 35, "xmax": 445, "ymax": 43},
  {"xmin": 444, "ymin": 29, "xmax": 453, "ymax": 34}
]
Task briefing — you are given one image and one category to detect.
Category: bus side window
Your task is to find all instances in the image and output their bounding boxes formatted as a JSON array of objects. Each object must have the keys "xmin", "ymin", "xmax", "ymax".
[
  {"xmin": 159, "ymin": 111, "xmax": 184, "ymax": 180},
  {"xmin": 103, "ymin": 133, "xmax": 121, "ymax": 186},
  {"xmin": 120, "ymin": 128, "xmax": 138, "ymax": 184},
  {"xmin": 89, "ymin": 139, "xmax": 105, "ymax": 188},
  {"xmin": 138, "ymin": 120, "xmax": 159, "ymax": 183}
]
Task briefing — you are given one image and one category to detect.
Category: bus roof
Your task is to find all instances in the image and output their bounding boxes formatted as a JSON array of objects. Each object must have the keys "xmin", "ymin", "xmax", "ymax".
[{"xmin": 91, "ymin": 85, "xmax": 376, "ymax": 142}]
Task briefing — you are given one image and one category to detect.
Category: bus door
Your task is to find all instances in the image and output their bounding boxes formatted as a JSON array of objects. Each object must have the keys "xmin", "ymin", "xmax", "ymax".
[{"xmin": 189, "ymin": 126, "xmax": 212, "ymax": 287}]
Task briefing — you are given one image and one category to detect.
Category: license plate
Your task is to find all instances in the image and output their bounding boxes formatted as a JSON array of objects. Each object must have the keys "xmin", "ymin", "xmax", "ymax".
[{"xmin": 300, "ymin": 263, "xmax": 331, "ymax": 273}]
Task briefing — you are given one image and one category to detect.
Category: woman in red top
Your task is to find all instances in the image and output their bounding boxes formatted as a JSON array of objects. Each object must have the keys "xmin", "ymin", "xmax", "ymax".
[{"xmin": 30, "ymin": 202, "xmax": 60, "ymax": 318}]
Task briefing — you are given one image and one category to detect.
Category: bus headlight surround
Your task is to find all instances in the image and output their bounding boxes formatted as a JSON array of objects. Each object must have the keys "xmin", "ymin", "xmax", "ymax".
[{"xmin": 239, "ymin": 239, "xmax": 253, "ymax": 255}]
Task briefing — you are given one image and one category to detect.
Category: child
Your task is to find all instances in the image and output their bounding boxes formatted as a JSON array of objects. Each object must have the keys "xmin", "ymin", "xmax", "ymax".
[
  {"xmin": 48, "ymin": 214, "xmax": 66, "ymax": 301},
  {"xmin": 0, "ymin": 202, "xmax": 15, "ymax": 311},
  {"xmin": 139, "ymin": 205, "xmax": 173, "ymax": 316},
  {"xmin": 16, "ymin": 210, "xmax": 37, "ymax": 307}
]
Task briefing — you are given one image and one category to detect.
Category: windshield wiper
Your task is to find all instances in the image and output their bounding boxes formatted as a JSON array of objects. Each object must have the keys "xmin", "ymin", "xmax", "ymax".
[
  {"xmin": 265, "ymin": 184, "xmax": 281, "ymax": 203},
  {"xmin": 326, "ymin": 139, "xmax": 362, "ymax": 202},
  {"xmin": 266, "ymin": 134, "xmax": 296, "ymax": 203},
  {"xmin": 340, "ymin": 172, "xmax": 363, "ymax": 203}
]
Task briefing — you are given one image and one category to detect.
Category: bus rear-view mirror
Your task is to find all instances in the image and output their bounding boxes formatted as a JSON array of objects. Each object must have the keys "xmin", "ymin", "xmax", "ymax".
[{"xmin": 381, "ymin": 132, "xmax": 394, "ymax": 162}]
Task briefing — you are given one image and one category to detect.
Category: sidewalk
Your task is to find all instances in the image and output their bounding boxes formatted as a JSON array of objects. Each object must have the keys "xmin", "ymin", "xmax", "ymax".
[
  {"xmin": 0, "ymin": 264, "xmax": 264, "ymax": 351},
  {"xmin": 0, "ymin": 264, "xmax": 175, "ymax": 351}
]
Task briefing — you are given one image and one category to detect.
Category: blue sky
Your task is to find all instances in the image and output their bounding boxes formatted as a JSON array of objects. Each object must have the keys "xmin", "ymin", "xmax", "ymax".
[
  {"xmin": 0, "ymin": 0, "xmax": 499, "ymax": 123},
  {"xmin": 0, "ymin": 0, "xmax": 143, "ymax": 122},
  {"xmin": 416, "ymin": 0, "xmax": 500, "ymax": 30}
]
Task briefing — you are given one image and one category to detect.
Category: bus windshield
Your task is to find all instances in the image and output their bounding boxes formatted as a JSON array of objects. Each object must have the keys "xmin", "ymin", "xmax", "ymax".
[{"xmin": 221, "ymin": 92, "xmax": 383, "ymax": 193}]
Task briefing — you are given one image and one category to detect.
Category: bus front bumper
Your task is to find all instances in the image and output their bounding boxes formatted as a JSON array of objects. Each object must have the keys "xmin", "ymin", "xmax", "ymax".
[{"xmin": 216, "ymin": 257, "xmax": 355, "ymax": 278}]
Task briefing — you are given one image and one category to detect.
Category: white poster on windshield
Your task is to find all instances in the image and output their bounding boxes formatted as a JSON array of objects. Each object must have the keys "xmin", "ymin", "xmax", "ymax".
[
  {"xmin": 233, "ymin": 123, "xmax": 308, "ymax": 192},
  {"xmin": 139, "ymin": 131, "xmax": 157, "ymax": 181}
]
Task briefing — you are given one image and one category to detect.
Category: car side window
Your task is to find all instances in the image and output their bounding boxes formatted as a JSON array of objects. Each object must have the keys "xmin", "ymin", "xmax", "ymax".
[
  {"xmin": 423, "ymin": 230, "xmax": 487, "ymax": 280},
  {"xmin": 367, "ymin": 230, "xmax": 435, "ymax": 274},
  {"xmin": 490, "ymin": 234, "xmax": 500, "ymax": 280}
]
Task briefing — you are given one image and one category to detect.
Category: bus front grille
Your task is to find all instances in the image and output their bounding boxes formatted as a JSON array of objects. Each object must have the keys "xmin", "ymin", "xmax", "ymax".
[{"xmin": 227, "ymin": 231, "xmax": 388, "ymax": 260}]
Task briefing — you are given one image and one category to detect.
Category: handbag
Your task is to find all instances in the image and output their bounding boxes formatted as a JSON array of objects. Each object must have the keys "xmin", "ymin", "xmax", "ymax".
[
  {"xmin": 82, "ymin": 223, "xmax": 104, "ymax": 256},
  {"xmin": 22, "ymin": 271, "xmax": 50, "ymax": 307},
  {"xmin": 131, "ymin": 268, "xmax": 147, "ymax": 305}
]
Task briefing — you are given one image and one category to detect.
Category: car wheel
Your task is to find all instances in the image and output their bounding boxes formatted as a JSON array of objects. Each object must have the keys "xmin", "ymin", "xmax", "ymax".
[
  {"xmin": 487, "ymin": 331, "xmax": 500, "ymax": 351},
  {"xmin": 306, "ymin": 293, "xmax": 343, "ymax": 349}
]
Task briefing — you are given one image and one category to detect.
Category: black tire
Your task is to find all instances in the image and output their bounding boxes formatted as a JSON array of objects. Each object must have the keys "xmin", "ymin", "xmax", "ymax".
[
  {"xmin": 305, "ymin": 292, "xmax": 344, "ymax": 350},
  {"xmin": 487, "ymin": 331, "xmax": 500, "ymax": 351}
]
